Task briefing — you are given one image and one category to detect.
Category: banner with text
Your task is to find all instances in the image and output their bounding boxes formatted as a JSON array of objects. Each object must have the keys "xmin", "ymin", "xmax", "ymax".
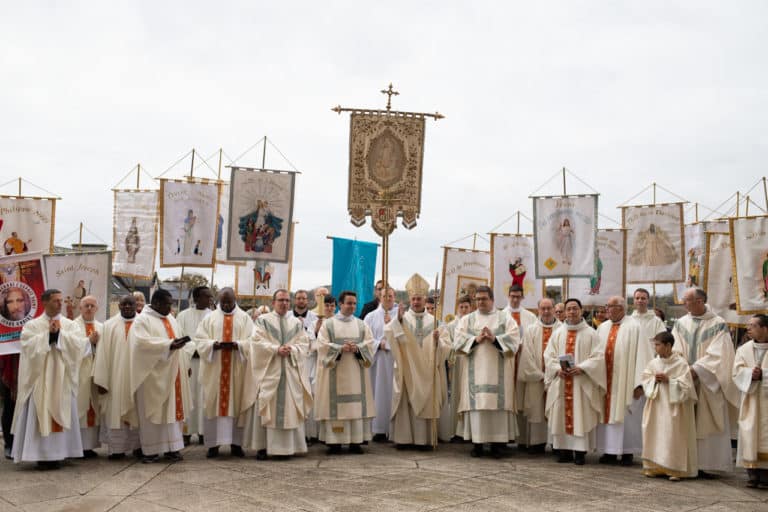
[
  {"xmin": 160, "ymin": 179, "xmax": 220, "ymax": 268},
  {"xmin": 439, "ymin": 247, "xmax": 490, "ymax": 322},
  {"xmin": 43, "ymin": 251, "xmax": 111, "ymax": 322},
  {"xmin": 0, "ymin": 196, "xmax": 55, "ymax": 255}
]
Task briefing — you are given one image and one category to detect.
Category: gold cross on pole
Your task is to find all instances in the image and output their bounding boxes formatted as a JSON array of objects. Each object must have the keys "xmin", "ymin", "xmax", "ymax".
[{"xmin": 380, "ymin": 83, "xmax": 399, "ymax": 111}]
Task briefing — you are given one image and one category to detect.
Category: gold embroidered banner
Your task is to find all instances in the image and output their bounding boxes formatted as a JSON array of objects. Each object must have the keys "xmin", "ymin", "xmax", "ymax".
[{"xmin": 347, "ymin": 113, "xmax": 425, "ymax": 236}]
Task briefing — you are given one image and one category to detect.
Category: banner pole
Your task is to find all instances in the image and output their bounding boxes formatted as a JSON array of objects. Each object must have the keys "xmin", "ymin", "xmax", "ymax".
[
  {"xmin": 562, "ymin": 167, "xmax": 566, "ymax": 195},
  {"xmin": 136, "ymin": 164, "xmax": 141, "ymax": 189},
  {"xmin": 18, "ymin": 177, "xmax": 22, "ymax": 197}
]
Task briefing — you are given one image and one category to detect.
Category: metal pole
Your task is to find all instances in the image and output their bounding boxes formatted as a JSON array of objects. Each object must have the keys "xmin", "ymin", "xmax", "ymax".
[
  {"xmin": 562, "ymin": 167, "xmax": 567, "ymax": 195},
  {"xmin": 382, "ymin": 233, "xmax": 389, "ymax": 287},
  {"xmin": 189, "ymin": 149, "xmax": 196, "ymax": 178},
  {"xmin": 78, "ymin": 222, "xmax": 83, "ymax": 251},
  {"xmin": 652, "ymin": 283, "xmax": 657, "ymax": 309},
  {"xmin": 746, "ymin": 195, "xmax": 750, "ymax": 216},
  {"xmin": 695, "ymin": 203, "xmax": 699, "ymax": 223},
  {"xmin": 262, "ymin": 136, "xmax": 267, "ymax": 169},
  {"xmin": 736, "ymin": 191, "xmax": 741, "ymax": 217},
  {"xmin": 763, "ymin": 177, "xmax": 768, "ymax": 212},
  {"xmin": 136, "ymin": 164, "xmax": 141, "ymax": 189},
  {"xmin": 652, "ymin": 182, "xmax": 656, "ymax": 205},
  {"xmin": 17, "ymin": 177, "xmax": 21, "ymax": 197},
  {"xmin": 472, "ymin": 233, "xmax": 477, "ymax": 250},
  {"xmin": 516, "ymin": 211, "xmax": 520, "ymax": 234}
]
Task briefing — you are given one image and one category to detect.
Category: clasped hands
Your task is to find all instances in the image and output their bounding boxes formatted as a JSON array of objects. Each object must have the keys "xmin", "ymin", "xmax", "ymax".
[
  {"xmin": 341, "ymin": 341, "xmax": 359, "ymax": 354},
  {"xmin": 752, "ymin": 366, "xmax": 763, "ymax": 382},
  {"xmin": 557, "ymin": 367, "xmax": 583, "ymax": 379},
  {"xmin": 474, "ymin": 327, "xmax": 495, "ymax": 344}
]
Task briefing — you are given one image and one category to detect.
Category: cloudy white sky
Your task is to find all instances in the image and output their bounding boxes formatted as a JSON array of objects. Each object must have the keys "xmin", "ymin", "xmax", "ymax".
[{"xmin": 2, "ymin": 2, "xmax": 766, "ymax": 291}]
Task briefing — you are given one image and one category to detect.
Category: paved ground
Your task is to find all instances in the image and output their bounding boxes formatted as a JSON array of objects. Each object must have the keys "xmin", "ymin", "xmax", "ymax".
[{"xmin": 0, "ymin": 440, "xmax": 766, "ymax": 512}]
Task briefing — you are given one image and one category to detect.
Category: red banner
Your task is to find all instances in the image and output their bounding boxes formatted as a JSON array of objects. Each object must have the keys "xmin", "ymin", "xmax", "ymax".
[{"xmin": 0, "ymin": 252, "xmax": 46, "ymax": 354}]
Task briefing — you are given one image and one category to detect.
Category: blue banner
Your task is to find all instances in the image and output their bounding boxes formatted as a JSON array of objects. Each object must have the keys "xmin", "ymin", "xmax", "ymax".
[{"xmin": 331, "ymin": 238, "xmax": 378, "ymax": 317}]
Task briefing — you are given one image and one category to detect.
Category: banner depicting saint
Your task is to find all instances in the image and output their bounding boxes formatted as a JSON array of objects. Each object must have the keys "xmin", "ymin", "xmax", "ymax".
[
  {"xmin": 113, "ymin": 190, "xmax": 158, "ymax": 279},
  {"xmin": 622, "ymin": 203, "xmax": 685, "ymax": 283},
  {"xmin": 490, "ymin": 234, "xmax": 544, "ymax": 310},
  {"xmin": 159, "ymin": 179, "xmax": 220, "ymax": 268},
  {"xmin": 439, "ymin": 247, "xmax": 489, "ymax": 322},
  {"xmin": 730, "ymin": 216, "xmax": 768, "ymax": 315},
  {"xmin": 569, "ymin": 229, "xmax": 626, "ymax": 306}
]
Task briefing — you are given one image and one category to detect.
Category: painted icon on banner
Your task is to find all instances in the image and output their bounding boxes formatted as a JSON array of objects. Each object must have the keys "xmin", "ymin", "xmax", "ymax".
[
  {"xmin": 623, "ymin": 203, "xmax": 685, "ymax": 283},
  {"xmin": 490, "ymin": 234, "xmax": 544, "ymax": 310},
  {"xmin": 729, "ymin": 216, "xmax": 768, "ymax": 315},
  {"xmin": 0, "ymin": 252, "xmax": 45, "ymax": 353},
  {"xmin": 569, "ymin": 230, "xmax": 626, "ymax": 307},
  {"xmin": 0, "ymin": 197, "xmax": 55, "ymax": 255}
]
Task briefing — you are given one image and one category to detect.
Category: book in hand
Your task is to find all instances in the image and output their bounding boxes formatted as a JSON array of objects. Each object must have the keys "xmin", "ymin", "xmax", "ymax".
[{"xmin": 559, "ymin": 354, "xmax": 575, "ymax": 371}]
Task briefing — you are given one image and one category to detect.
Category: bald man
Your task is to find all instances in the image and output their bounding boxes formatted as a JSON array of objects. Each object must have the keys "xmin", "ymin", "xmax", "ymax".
[{"xmin": 73, "ymin": 296, "xmax": 103, "ymax": 457}]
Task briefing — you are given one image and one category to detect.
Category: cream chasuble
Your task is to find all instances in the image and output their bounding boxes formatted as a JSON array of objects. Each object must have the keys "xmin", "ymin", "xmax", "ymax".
[
  {"xmin": 93, "ymin": 313, "xmax": 140, "ymax": 455},
  {"xmin": 241, "ymin": 311, "xmax": 312, "ymax": 455},
  {"xmin": 630, "ymin": 310, "xmax": 667, "ymax": 343},
  {"xmin": 176, "ymin": 307, "xmax": 209, "ymax": 437},
  {"xmin": 73, "ymin": 316, "xmax": 103, "ymax": 450},
  {"xmin": 11, "ymin": 314, "xmax": 86, "ymax": 462},
  {"xmin": 438, "ymin": 316, "xmax": 465, "ymax": 441},
  {"xmin": 314, "ymin": 315, "xmax": 375, "ymax": 444},
  {"xmin": 596, "ymin": 316, "xmax": 653, "ymax": 456},
  {"xmin": 518, "ymin": 318, "xmax": 561, "ymax": 445},
  {"xmin": 544, "ymin": 320, "xmax": 605, "ymax": 451},
  {"xmin": 672, "ymin": 306, "xmax": 738, "ymax": 472},
  {"xmin": 453, "ymin": 310, "xmax": 520, "ymax": 443},
  {"xmin": 365, "ymin": 304, "xmax": 398, "ymax": 437},
  {"xmin": 385, "ymin": 309, "xmax": 451, "ymax": 446},
  {"xmin": 733, "ymin": 341, "xmax": 768, "ymax": 470},
  {"xmin": 641, "ymin": 352, "xmax": 698, "ymax": 478},
  {"xmin": 505, "ymin": 307, "xmax": 537, "ymax": 445},
  {"xmin": 195, "ymin": 307, "xmax": 254, "ymax": 449}
]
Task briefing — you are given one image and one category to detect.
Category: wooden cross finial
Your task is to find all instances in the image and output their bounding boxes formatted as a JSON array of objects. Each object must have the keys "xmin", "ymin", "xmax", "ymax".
[{"xmin": 380, "ymin": 83, "xmax": 399, "ymax": 111}]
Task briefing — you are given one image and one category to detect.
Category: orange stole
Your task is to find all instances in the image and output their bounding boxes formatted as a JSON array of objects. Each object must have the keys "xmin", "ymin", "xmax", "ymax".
[
  {"xmin": 160, "ymin": 317, "xmax": 184, "ymax": 422},
  {"xmin": 124, "ymin": 320, "xmax": 133, "ymax": 338},
  {"xmin": 541, "ymin": 327, "xmax": 553, "ymax": 371},
  {"xmin": 603, "ymin": 323, "xmax": 620, "ymax": 423},
  {"xmin": 564, "ymin": 329, "xmax": 577, "ymax": 435},
  {"xmin": 84, "ymin": 323, "xmax": 97, "ymax": 428},
  {"xmin": 218, "ymin": 314, "xmax": 234, "ymax": 417}
]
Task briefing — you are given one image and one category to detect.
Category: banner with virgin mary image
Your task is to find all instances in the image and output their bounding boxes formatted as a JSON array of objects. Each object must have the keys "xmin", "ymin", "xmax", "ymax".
[
  {"xmin": 622, "ymin": 203, "xmax": 685, "ymax": 283},
  {"xmin": 569, "ymin": 229, "xmax": 626, "ymax": 306},
  {"xmin": 113, "ymin": 189, "xmax": 158, "ymax": 279},
  {"xmin": 159, "ymin": 179, "xmax": 220, "ymax": 268}
]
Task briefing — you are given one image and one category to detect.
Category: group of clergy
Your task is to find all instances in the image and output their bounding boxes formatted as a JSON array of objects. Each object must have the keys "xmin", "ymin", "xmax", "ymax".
[{"xmin": 3, "ymin": 278, "xmax": 768, "ymax": 489}]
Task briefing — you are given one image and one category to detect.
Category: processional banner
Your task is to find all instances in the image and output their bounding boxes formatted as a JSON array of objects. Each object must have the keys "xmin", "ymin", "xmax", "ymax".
[
  {"xmin": 439, "ymin": 247, "xmax": 490, "ymax": 322},
  {"xmin": 112, "ymin": 190, "xmax": 158, "ymax": 279},
  {"xmin": 730, "ymin": 216, "xmax": 768, "ymax": 315},
  {"xmin": 0, "ymin": 196, "xmax": 55, "ymax": 255},
  {"xmin": 704, "ymin": 232, "xmax": 750, "ymax": 326},
  {"xmin": 44, "ymin": 251, "xmax": 111, "ymax": 322},
  {"xmin": 0, "ymin": 252, "xmax": 45, "ymax": 354},
  {"xmin": 347, "ymin": 113, "xmax": 425, "ymax": 236},
  {"xmin": 215, "ymin": 182, "xmax": 241, "ymax": 266},
  {"xmin": 672, "ymin": 220, "xmax": 728, "ymax": 303},
  {"xmin": 570, "ymin": 229, "xmax": 626, "ymax": 307},
  {"xmin": 226, "ymin": 168, "xmax": 295, "ymax": 263},
  {"xmin": 331, "ymin": 238, "xmax": 378, "ymax": 317},
  {"xmin": 490, "ymin": 234, "xmax": 543, "ymax": 311},
  {"xmin": 622, "ymin": 203, "xmax": 685, "ymax": 283},
  {"xmin": 532, "ymin": 195, "xmax": 598, "ymax": 278},
  {"xmin": 159, "ymin": 179, "xmax": 220, "ymax": 268},
  {"xmin": 234, "ymin": 261, "xmax": 291, "ymax": 299}
]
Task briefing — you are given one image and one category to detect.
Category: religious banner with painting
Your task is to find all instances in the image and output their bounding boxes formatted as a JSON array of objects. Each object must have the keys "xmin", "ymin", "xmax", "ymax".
[
  {"xmin": 159, "ymin": 179, "xmax": 221, "ymax": 268},
  {"xmin": 622, "ymin": 203, "xmax": 685, "ymax": 283},
  {"xmin": 703, "ymin": 232, "xmax": 750, "ymax": 327},
  {"xmin": 490, "ymin": 233, "xmax": 544, "ymax": 310},
  {"xmin": 672, "ymin": 220, "xmax": 729, "ymax": 304},
  {"xmin": 569, "ymin": 229, "xmax": 626, "ymax": 307},
  {"xmin": 0, "ymin": 196, "xmax": 56, "ymax": 255},
  {"xmin": 438, "ymin": 247, "xmax": 490, "ymax": 323},
  {"xmin": 532, "ymin": 194, "xmax": 598, "ymax": 278},
  {"xmin": 234, "ymin": 260, "xmax": 291, "ymax": 299},
  {"xmin": 43, "ymin": 251, "xmax": 111, "ymax": 322},
  {"xmin": 0, "ymin": 252, "xmax": 45, "ymax": 354},
  {"xmin": 346, "ymin": 113, "xmax": 425, "ymax": 236},
  {"xmin": 730, "ymin": 216, "xmax": 768, "ymax": 315},
  {"xmin": 112, "ymin": 189, "xmax": 158, "ymax": 280},
  {"xmin": 226, "ymin": 168, "xmax": 295, "ymax": 263}
]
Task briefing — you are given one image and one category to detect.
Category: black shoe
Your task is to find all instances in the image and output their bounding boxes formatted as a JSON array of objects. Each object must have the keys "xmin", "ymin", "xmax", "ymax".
[
  {"xmin": 141, "ymin": 455, "xmax": 158, "ymax": 464},
  {"xmin": 107, "ymin": 453, "xmax": 126, "ymax": 460},
  {"xmin": 450, "ymin": 435, "xmax": 463, "ymax": 443},
  {"xmin": 470, "ymin": 444, "xmax": 484, "ymax": 457},
  {"xmin": 557, "ymin": 450, "xmax": 574, "ymax": 463},
  {"xmin": 528, "ymin": 444, "xmax": 546, "ymax": 455},
  {"xmin": 516, "ymin": 443, "xmax": 527, "ymax": 452},
  {"xmin": 395, "ymin": 443, "xmax": 411, "ymax": 450},
  {"xmin": 133, "ymin": 448, "xmax": 144, "ymax": 459},
  {"xmin": 36, "ymin": 460, "xmax": 61, "ymax": 470},
  {"xmin": 231, "ymin": 445, "xmax": 245, "ymax": 458},
  {"xmin": 4, "ymin": 447, "xmax": 12, "ymax": 460},
  {"xmin": 183, "ymin": 435, "xmax": 191, "ymax": 446},
  {"xmin": 417, "ymin": 444, "xmax": 433, "ymax": 452},
  {"xmin": 198, "ymin": 435, "xmax": 204, "ymax": 445},
  {"xmin": 619, "ymin": 454, "xmax": 634, "ymax": 466},
  {"xmin": 349, "ymin": 444, "xmax": 363, "ymax": 454},
  {"xmin": 372, "ymin": 433, "xmax": 388, "ymax": 443},
  {"xmin": 490, "ymin": 443, "xmax": 506, "ymax": 459},
  {"xmin": 164, "ymin": 451, "xmax": 183, "ymax": 462},
  {"xmin": 697, "ymin": 470, "xmax": 717, "ymax": 479},
  {"xmin": 206, "ymin": 447, "xmax": 219, "ymax": 459},
  {"xmin": 598, "ymin": 454, "xmax": 618, "ymax": 465},
  {"xmin": 574, "ymin": 451, "xmax": 586, "ymax": 465},
  {"xmin": 255, "ymin": 449, "xmax": 267, "ymax": 460},
  {"xmin": 326, "ymin": 444, "xmax": 342, "ymax": 455},
  {"xmin": 82, "ymin": 449, "xmax": 98, "ymax": 459}
]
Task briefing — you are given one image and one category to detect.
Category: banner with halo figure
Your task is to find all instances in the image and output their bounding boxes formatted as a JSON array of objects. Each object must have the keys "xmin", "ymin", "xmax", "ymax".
[
  {"xmin": 622, "ymin": 203, "xmax": 685, "ymax": 283},
  {"xmin": 113, "ymin": 189, "xmax": 158, "ymax": 279},
  {"xmin": 159, "ymin": 179, "xmax": 220, "ymax": 268},
  {"xmin": 0, "ymin": 196, "xmax": 56, "ymax": 255},
  {"xmin": 43, "ymin": 251, "xmax": 111, "ymax": 322},
  {"xmin": 490, "ymin": 234, "xmax": 543, "ymax": 310},
  {"xmin": 0, "ymin": 252, "xmax": 46, "ymax": 354},
  {"xmin": 569, "ymin": 229, "xmax": 626, "ymax": 306}
]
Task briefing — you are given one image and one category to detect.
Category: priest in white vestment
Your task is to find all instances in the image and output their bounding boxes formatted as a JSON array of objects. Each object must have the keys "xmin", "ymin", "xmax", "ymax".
[
  {"xmin": 439, "ymin": 296, "xmax": 473, "ymax": 441},
  {"xmin": 364, "ymin": 286, "xmax": 398, "ymax": 441},
  {"xmin": 641, "ymin": 331, "xmax": 698, "ymax": 480},
  {"xmin": 241, "ymin": 289, "xmax": 312, "ymax": 459},
  {"xmin": 596, "ymin": 296, "xmax": 653, "ymax": 466},
  {"xmin": 287, "ymin": 288, "xmax": 320, "ymax": 440},
  {"xmin": 306, "ymin": 292, "xmax": 335, "ymax": 440},
  {"xmin": 176, "ymin": 286, "xmax": 212, "ymax": 445},
  {"xmin": 315, "ymin": 291, "xmax": 375, "ymax": 454},
  {"xmin": 73, "ymin": 296, "xmax": 103, "ymax": 457},
  {"xmin": 454, "ymin": 285, "xmax": 520, "ymax": 458},
  {"xmin": 11, "ymin": 289, "xmax": 86, "ymax": 469},
  {"xmin": 672, "ymin": 287, "xmax": 739, "ymax": 475},
  {"xmin": 93, "ymin": 295, "xmax": 141, "ymax": 458},
  {"xmin": 129, "ymin": 289, "xmax": 192, "ymax": 462},
  {"xmin": 517, "ymin": 297, "xmax": 561, "ymax": 454},
  {"xmin": 544, "ymin": 298, "xmax": 606, "ymax": 465},
  {"xmin": 733, "ymin": 314, "xmax": 768, "ymax": 488},
  {"xmin": 194, "ymin": 288, "xmax": 254, "ymax": 458},
  {"xmin": 386, "ymin": 274, "xmax": 451, "ymax": 448}
]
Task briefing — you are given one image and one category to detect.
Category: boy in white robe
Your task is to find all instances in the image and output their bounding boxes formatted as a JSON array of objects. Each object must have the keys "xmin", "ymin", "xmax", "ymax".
[
  {"xmin": 641, "ymin": 331, "xmax": 698, "ymax": 480},
  {"xmin": 11, "ymin": 289, "xmax": 86, "ymax": 469},
  {"xmin": 93, "ymin": 295, "xmax": 141, "ymax": 459},
  {"xmin": 364, "ymin": 287, "xmax": 398, "ymax": 441},
  {"xmin": 195, "ymin": 288, "xmax": 254, "ymax": 458},
  {"xmin": 73, "ymin": 296, "xmax": 103, "ymax": 457},
  {"xmin": 544, "ymin": 298, "xmax": 606, "ymax": 465},
  {"xmin": 315, "ymin": 291, "xmax": 375, "ymax": 454},
  {"xmin": 129, "ymin": 289, "xmax": 192, "ymax": 463},
  {"xmin": 733, "ymin": 314, "xmax": 768, "ymax": 488}
]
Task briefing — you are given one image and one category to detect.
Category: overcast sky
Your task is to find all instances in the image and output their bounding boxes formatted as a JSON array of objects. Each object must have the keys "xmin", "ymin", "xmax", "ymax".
[{"xmin": 2, "ymin": 2, "xmax": 767, "ymax": 292}]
